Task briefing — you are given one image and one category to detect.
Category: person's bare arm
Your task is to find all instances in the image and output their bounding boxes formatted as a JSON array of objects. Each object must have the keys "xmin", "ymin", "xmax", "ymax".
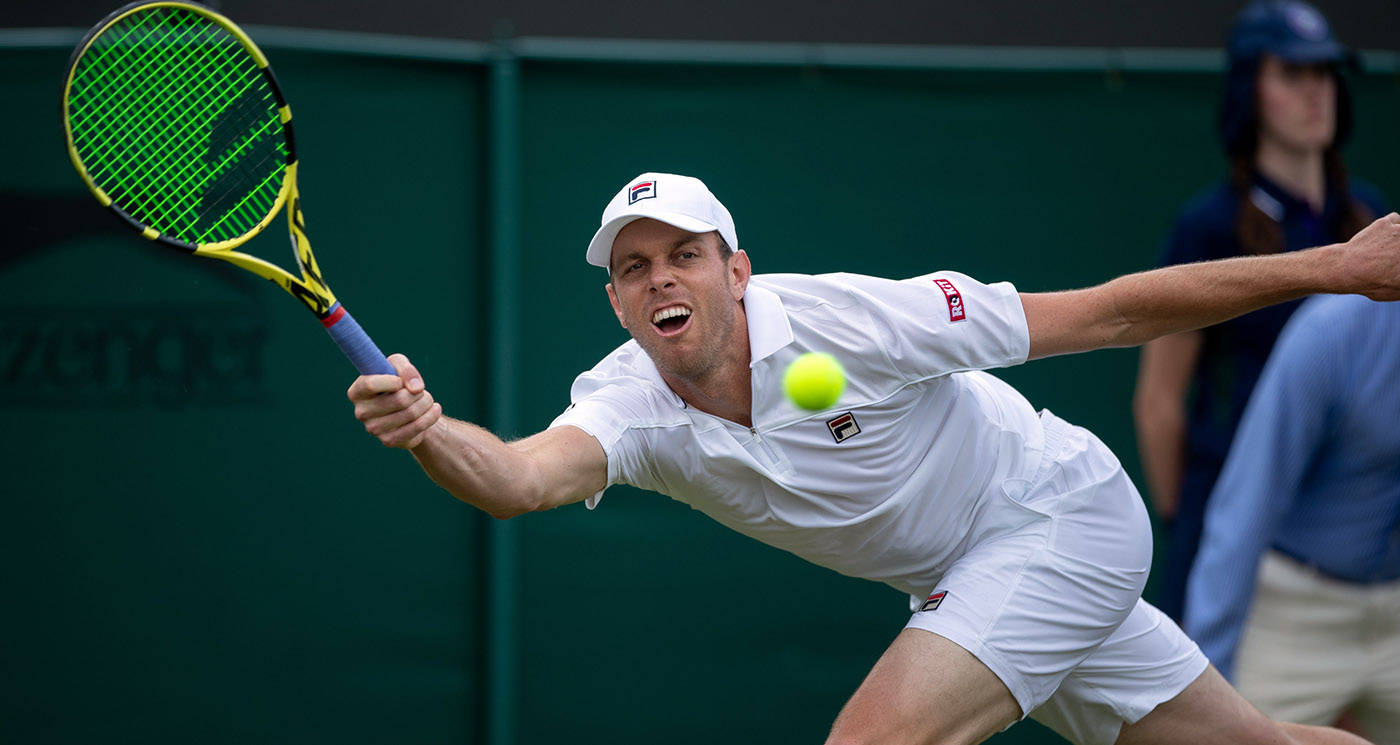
[
  {"xmin": 1132, "ymin": 331, "xmax": 1202, "ymax": 521},
  {"xmin": 1020, "ymin": 212, "xmax": 1400, "ymax": 360},
  {"xmin": 347, "ymin": 354, "xmax": 607, "ymax": 519}
]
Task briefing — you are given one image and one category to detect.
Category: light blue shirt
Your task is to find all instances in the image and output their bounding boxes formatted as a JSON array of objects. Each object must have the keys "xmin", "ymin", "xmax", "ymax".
[{"xmin": 1184, "ymin": 294, "xmax": 1400, "ymax": 680}]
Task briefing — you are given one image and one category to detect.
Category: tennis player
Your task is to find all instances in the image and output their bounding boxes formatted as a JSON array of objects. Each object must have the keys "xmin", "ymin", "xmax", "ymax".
[{"xmin": 348, "ymin": 173, "xmax": 1399, "ymax": 744}]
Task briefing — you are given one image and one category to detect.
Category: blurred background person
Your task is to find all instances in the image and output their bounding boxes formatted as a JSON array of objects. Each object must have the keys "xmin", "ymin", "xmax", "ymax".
[
  {"xmin": 1183, "ymin": 294, "xmax": 1400, "ymax": 743},
  {"xmin": 1133, "ymin": 0, "xmax": 1386, "ymax": 623}
]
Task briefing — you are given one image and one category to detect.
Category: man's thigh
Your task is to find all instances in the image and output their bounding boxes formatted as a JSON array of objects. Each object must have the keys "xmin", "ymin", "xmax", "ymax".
[
  {"xmin": 1114, "ymin": 665, "xmax": 1284, "ymax": 745},
  {"xmin": 826, "ymin": 628, "xmax": 1020, "ymax": 745}
]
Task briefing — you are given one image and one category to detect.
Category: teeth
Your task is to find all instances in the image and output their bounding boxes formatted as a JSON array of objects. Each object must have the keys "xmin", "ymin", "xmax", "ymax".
[{"xmin": 652, "ymin": 306, "xmax": 692, "ymax": 325}]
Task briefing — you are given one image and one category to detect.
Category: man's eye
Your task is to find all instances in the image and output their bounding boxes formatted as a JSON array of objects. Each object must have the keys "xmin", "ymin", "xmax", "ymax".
[{"xmin": 680, "ymin": 251, "xmax": 697, "ymax": 260}]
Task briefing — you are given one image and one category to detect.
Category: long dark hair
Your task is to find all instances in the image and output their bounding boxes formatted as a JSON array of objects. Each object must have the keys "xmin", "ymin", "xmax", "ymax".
[{"xmin": 1226, "ymin": 69, "xmax": 1373, "ymax": 256}]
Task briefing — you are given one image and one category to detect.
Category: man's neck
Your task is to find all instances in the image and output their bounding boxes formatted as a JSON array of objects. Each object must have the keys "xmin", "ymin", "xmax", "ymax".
[
  {"xmin": 1255, "ymin": 139, "xmax": 1327, "ymax": 213},
  {"xmin": 661, "ymin": 309, "xmax": 754, "ymax": 427},
  {"xmin": 664, "ymin": 361, "xmax": 753, "ymax": 427}
]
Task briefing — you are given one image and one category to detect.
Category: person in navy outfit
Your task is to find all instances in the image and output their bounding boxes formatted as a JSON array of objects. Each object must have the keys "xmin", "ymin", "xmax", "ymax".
[{"xmin": 1132, "ymin": 0, "xmax": 1385, "ymax": 624}]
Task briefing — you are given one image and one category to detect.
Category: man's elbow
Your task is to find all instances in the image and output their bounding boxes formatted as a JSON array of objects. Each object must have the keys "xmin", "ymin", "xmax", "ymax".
[
  {"xmin": 484, "ymin": 489, "xmax": 547, "ymax": 520},
  {"xmin": 441, "ymin": 482, "xmax": 544, "ymax": 520},
  {"xmin": 486, "ymin": 506, "xmax": 530, "ymax": 521}
]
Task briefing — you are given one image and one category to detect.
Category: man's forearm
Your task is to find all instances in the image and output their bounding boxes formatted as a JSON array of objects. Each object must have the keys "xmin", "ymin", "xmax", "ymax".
[
  {"xmin": 1099, "ymin": 245, "xmax": 1339, "ymax": 347},
  {"xmin": 1026, "ymin": 243, "xmax": 1347, "ymax": 359},
  {"xmin": 409, "ymin": 417, "xmax": 543, "ymax": 519}
]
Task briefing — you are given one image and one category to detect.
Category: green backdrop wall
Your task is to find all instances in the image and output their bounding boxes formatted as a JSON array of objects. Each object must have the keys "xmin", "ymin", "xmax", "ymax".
[{"xmin": 2, "ymin": 31, "xmax": 1396, "ymax": 745}]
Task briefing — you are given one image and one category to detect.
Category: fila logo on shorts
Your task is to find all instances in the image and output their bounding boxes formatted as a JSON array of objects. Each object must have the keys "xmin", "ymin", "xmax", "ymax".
[
  {"xmin": 827, "ymin": 412, "xmax": 861, "ymax": 443},
  {"xmin": 920, "ymin": 590, "xmax": 948, "ymax": 612},
  {"xmin": 628, "ymin": 180, "xmax": 656, "ymax": 204},
  {"xmin": 932, "ymin": 278, "xmax": 966, "ymax": 322}
]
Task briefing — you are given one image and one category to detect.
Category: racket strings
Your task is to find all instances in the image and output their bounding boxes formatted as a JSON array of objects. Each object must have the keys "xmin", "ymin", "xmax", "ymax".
[
  {"xmin": 79, "ymin": 25, "xmax": 252, "ymax": 223},
  {"xmin": 83, "ymin": 36, "xmax": 250, "ymax": 191},
  {"xmin": 72, "ymin": 11, "xmax": 259, "ymax": 230},
  {"xmin": 68, "ymin": 5, "xmax": 288, "ymax": 245},
  {"xmin": 85, "ymin": 10, "xmax": 283, "ymax": 237},
  {"xmin": 73, "ymin": 12, "xmax": 229, "ymax": 182}
]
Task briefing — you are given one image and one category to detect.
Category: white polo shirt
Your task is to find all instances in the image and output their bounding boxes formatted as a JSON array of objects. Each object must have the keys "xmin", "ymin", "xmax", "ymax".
[{"xmin": 550, "ymin": 271, "xmax": 1046, "ymax": 598}]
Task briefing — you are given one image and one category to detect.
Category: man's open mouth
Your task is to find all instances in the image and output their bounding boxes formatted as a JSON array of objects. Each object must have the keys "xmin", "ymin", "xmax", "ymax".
[{"xmin": 651, "ymin": 305, "xmax": 693, "ymax": 336}]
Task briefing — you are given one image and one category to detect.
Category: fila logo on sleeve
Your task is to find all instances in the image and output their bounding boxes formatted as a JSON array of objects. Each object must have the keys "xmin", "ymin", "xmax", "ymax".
[
  {"xmin": 826, "ymin": 412, "xmax": 861, "ymax": 443},
  {"xmin": 932, "ymin": 278, "xmax": 966, "ymax": 322},
  {"xmin": 628, "ymin": 180, "xmax": 656, "ymax": 204},
  {"xmin": 919, "ymin": 590, "xmax": 948, "ymax": 612}
]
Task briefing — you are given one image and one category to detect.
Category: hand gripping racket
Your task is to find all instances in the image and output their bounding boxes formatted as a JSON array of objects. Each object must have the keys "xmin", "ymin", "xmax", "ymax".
[{"xmin": 61, "ymin": 1, "xmax": 394, "ymax": 375}]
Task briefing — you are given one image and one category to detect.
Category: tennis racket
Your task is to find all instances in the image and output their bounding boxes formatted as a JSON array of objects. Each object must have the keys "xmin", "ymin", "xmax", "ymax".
[{"xmin": 61, "ymin": 0, "xmax": 394, "ymax": 376}]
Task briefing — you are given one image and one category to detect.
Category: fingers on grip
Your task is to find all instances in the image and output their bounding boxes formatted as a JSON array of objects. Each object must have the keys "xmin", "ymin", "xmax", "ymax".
[
  {"xmin": 347, "ymin": 353, "xmax": 440, "ymax": 449},
  {"xmin": 387, "ymin": 353, "xmax": 426, "ymax": 394}
]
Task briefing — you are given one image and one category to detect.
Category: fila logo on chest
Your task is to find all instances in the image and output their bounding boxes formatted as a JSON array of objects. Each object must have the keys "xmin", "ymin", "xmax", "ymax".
[{"xmin": 826, "ymin": 412, "xmax": 861, "ymax": 443}]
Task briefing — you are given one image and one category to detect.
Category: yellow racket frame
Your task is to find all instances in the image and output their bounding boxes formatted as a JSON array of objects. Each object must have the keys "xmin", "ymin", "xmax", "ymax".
[{"xmin": 61, "ymin": 1, "xmax": 339, "ymax": 318}]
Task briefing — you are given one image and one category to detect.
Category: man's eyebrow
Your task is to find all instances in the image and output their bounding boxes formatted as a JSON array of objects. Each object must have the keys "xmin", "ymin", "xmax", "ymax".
[
  {"xmin": 612, "ymin": 237, "xmax": 704, "ymax": 271},
  {"xmin": 611, "ymin": 251, "xmax": 645, "ymax": 273}
]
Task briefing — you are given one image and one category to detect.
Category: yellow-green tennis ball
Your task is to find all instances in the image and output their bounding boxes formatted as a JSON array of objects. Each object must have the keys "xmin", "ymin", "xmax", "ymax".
[{"xmin": 783, "ymin": 352, "xmax": 846, "ymax": 411}]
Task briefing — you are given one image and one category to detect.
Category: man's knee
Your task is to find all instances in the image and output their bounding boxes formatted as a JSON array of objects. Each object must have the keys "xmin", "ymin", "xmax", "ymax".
[
  {"xmin": 825, "ymin": 732, "xmax": 979, "ymax": 745},
  {"xmin": 825, "ymin": 718, "xmax": 992, "ymax": 745},
  {"xmin": 1278, "ymin": 721, "xmax": 1373, "ymax": 745}
]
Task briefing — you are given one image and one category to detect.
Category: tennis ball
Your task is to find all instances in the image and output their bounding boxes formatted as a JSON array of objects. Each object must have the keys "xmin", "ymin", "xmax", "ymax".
[{"xmin": 783, "ymin": 352, "xmax": 846, "ymax": 411}]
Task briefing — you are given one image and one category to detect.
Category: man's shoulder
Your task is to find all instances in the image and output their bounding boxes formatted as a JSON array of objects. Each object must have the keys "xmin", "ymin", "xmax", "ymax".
[
  {"xmin": 752, "ymin": 271, "xmax": 943, "ymax": 311},
  {"xmin": 578, "ymin": 339, "xmax": 659, "ymax": 390},
  {"xmin": 569, "ymin": 340, "xmax": 686, "ymax": 420},
  {"xmin": 751, "ymin": 272, "xmax": 865, "ymax": 308}
]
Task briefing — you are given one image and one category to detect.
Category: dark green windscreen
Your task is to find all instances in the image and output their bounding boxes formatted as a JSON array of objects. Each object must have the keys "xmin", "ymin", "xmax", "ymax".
[
  {"xmin": 8, "ymin": 46, "xmax": 485, "ymax": 745},
  {"xmin": 7, "ymin": 33, "xmax": 1399, "ymax": 745},
  {"xmin": 66, "ymin": 6, "xmax": 287, "ymax": 244}
]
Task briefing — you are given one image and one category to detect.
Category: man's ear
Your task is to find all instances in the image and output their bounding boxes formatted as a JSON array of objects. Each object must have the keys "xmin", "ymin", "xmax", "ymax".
[
  {"xmin": 728, "ymin": 249, "xmax": 752, "ymax": 301},
  {"xmin": 605, "ymin": 282, "xmax": 627, "ymax": 328}
]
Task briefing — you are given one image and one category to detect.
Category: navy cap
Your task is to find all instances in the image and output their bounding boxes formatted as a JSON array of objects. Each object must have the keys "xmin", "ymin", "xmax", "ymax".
[
  {"xmin": 1218, "ymin": 0, "xmax": 1355, "ymax": 156},
  {"xmin": 1227, "ymin": 0, "xmax": 1352, "ymax": 65}
]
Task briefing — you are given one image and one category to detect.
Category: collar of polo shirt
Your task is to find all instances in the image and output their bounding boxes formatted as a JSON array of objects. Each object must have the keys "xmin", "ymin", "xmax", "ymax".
[{"xmin": 742, "ymin": 282, "xmax": 794, "ymax": 367}]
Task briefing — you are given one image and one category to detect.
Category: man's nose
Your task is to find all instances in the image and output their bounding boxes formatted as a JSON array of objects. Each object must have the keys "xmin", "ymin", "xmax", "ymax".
[{"xmin": 647, "ymin": 266, "xmax": 676, "ymax": 291}]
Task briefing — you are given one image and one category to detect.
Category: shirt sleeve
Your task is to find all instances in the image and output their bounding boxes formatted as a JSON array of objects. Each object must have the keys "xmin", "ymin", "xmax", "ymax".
[
  {"xmin": 1183, "ymin": 300, "xmax": 1339, "ymax": 680},
  {"xmin": 829, "ymin": 270, "xmax": 1029, "ymax": 379},
  {"xmin": 548, "ymin": 380, "xmax": 661, "ymax": 510}
]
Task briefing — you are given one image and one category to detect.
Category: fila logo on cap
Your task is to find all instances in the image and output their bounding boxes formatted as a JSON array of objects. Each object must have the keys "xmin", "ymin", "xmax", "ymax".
[
  {"xmin": 920, "ymin": 590, "xmax": 948, "ymax": 612},
  {"xmin": 628, "ymin": 180, "xmax": 656, "ymax": 204},
  {"xmin": 826, "ymin": 412, "xmax": 861, "ymax": 443}
]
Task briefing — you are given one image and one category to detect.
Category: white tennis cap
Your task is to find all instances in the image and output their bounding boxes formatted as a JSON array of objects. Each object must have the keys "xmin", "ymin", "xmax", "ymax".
[{"xmin": 585, "ymin": 172, "xmax": 738, "ymax": 269}]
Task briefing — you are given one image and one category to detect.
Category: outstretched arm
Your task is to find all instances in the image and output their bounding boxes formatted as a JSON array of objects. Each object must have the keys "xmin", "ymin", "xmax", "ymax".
[
  {"xmin": 1021, "ymin": 212, "xmax": 1400, "ymax": 359},
  {"xmin": 347, "ymin": 354, "xmax": 607, "ymax": 519}
]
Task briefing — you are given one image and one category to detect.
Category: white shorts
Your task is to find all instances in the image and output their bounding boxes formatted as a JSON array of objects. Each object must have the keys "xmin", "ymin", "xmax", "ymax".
[{"xmin": 905, "ymin": 412, "xmax": 1208, "ymax": 745}]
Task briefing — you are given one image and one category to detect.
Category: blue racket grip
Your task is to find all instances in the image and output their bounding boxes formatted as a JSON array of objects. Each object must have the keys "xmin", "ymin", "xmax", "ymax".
[{"xmin": 321, "ymin": 303, "xmax": 395, "ymax": 375}]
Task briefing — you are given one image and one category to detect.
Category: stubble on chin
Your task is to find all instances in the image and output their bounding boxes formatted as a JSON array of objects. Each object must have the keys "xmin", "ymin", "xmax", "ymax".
[
  {"xmin": 636, "ymin": 335, "xmax": 713, "ymax": 382},
  {"xmin": 632, "ymin": 315, "xmax": 731, "ymax": 384}
]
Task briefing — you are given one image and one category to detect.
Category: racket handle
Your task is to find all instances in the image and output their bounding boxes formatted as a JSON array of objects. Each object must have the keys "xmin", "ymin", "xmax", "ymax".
[{"xmin": 321, "ymin": 303, "xmax": 395, "ymax": 375}]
